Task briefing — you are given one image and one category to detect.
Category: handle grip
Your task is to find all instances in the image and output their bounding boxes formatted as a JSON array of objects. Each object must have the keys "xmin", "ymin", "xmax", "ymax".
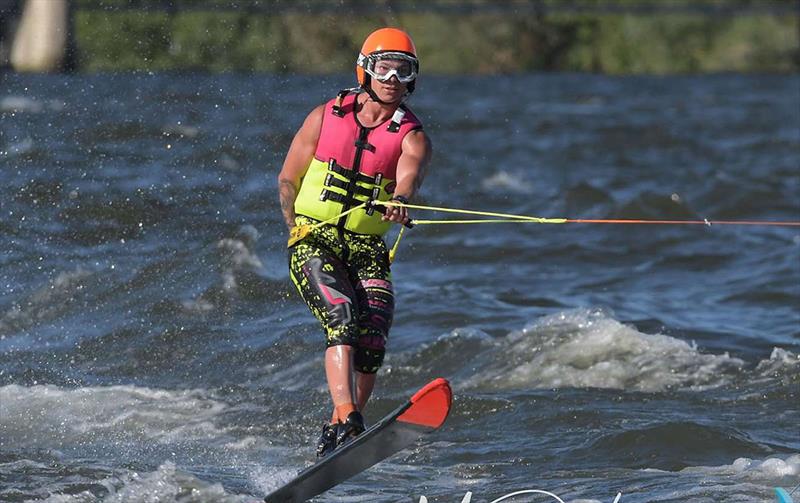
[{"xmin": 367, "ymin": 200, "xmax": 415, "ymax": 228}]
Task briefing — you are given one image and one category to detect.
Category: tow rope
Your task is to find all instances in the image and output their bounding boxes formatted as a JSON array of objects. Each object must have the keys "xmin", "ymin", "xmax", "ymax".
[
  {"xmin": 289, "ymin": 200, "xmax": 800, "ymax": 263},
  {"xmin": 374, "ymin": 200, "xmax": 800, "ymax": 263}
]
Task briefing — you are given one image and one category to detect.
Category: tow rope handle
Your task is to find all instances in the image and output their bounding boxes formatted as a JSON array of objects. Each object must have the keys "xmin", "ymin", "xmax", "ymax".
[
  {"xmin": 366, "ymin": 200, "xmax": 415, "ymax": 229},
  {"xmin": 287, "ymin": 224, "xmax": 312, "ymax": 247}
]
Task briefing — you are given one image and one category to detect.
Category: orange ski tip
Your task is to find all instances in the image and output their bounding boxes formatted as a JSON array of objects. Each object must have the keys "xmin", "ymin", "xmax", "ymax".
[
  {"xmin": 409, "ymin": 377, "xmax": 451, "ymax": 403},
  {"xmin": 398, "ymin": 378, "xmax": 452, "ymax": 429}
]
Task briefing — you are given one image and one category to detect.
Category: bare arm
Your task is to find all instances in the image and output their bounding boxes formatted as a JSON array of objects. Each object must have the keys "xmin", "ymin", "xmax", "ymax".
[
  {"xmin": 383, "ymin": 129, "xmax": 432, "ymax": 224},
  {"xmin": 278, "ymin": 105, "xmax": 324, "ymax": 229}
]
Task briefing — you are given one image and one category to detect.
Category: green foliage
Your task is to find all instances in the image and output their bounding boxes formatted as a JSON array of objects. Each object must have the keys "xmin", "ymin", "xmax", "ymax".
[
  {"xmin": 73, "ymin": 8, "xmax": 799, "ymax": 74},
  {"xmin": 169, "ymin": 12, "xmax": 245, "ymax": 71},
  {"xmin": 76, "ymin": 11, "xmax": 172, "ymax": 71},
  {"xmin": 704, "ymin": 16, "xmax": 799, "ymax": 72}
]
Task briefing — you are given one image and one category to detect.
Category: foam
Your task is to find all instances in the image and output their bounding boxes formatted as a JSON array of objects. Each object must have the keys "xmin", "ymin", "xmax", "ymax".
[
  {"xmin": 626, "ymin": 455, "xmax": 800, "ymax": 501},
  {"xmin": 474, "ymin": 308, "xmax": 746, "ymax": 392},
  {"xmin": 251, "ymin": 463, "xmax": 306, "ymax": 495},
  {"xmin": 755, "ymin": 348, "xmax": 800, "ymax": 376},
  {"xmin": 0, "ymin": 384, "xmax": 235, "ymax": 452},
  {"xmin": 481, "ymin": 171, "xmax": 534, "ymax": 194},
  {"xmin": 38, "ymin": 462, "xmax": 253, "ymax": 503},
  {"xmin": 681, "ymin": 454, "xmax": 800, "ymax": 481},
  {"xmin": 1, "ymin": 96, "xmax": 43, "ymax": 113},
  {"xmin": 181, "ymin": 225, "xmax": 268, "ymax": 312},
  {"xmin": 1, "ymin": 96, "xmax": 65, "ymax": 113},
  {"xmin": 0, "ymin": 268, "xmax": 94, "ymax": 339},
  {"xmin": 1, "ymin": 384, "xmax": 293, "ymax": 498}
]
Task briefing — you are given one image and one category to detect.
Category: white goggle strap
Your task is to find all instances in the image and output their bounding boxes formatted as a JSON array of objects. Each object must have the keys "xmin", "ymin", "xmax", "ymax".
[
  {"xmin": 357, "ymin": 53, "xmax": 368, "ymax": 71},
  {"xmin": 375, "ymin": 51, "xmax": 418, "ymax": 65}
]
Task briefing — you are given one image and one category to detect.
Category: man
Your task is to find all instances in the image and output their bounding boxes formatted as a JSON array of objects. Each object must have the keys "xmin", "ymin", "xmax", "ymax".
[{"xmin": 277, "ymin": 27, "xmax": 432, "ymax": 457}]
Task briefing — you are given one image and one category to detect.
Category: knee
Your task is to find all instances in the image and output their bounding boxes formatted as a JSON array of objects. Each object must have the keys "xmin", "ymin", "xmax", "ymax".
[
  {"xmin": 354, "ymin": 345, "xmax": 384, "ymax": 374},
  {"xmin": 325, "ymin": 326, "xmax": 360, "ymax": 348}
]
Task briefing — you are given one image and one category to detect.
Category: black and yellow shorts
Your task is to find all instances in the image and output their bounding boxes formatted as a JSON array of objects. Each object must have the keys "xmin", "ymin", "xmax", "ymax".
[{"xmin": 288, "ymin": 216, "xmax": 394, "ymax": 374}]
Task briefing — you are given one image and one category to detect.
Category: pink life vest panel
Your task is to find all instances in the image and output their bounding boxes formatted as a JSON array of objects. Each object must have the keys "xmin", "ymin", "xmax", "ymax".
[{"xmin": 314, "ymin": 93, "xmax": 422, "ymax": 180}]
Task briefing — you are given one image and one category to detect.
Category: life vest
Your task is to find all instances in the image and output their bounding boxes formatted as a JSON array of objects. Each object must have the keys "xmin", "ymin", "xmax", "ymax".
[{"xmin": 294, "ymin": 91, "xmax": 423, "ymax": 235}]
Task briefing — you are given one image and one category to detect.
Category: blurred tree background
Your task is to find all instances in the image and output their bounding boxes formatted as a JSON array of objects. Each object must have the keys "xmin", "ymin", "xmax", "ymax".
[{"xmin": 72, "ymin": 0, "xmax": 799, "ymax": 74}]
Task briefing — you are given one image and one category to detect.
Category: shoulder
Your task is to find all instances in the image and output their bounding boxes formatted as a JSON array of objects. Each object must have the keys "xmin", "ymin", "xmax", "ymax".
[
  {"xmin": 404, "ymin": 128, "xmax": 430, "ymax": 146},
  {"xmin": 296, "ymin": 103, "xmax": 326, "ymax": 140},
  {"xmin": 305, "ymin": 103, "xmax": 326, "ymax": 126},
  {"xmin": 402, "ymin": 128, "xmax": 432, "ymax": 158}
]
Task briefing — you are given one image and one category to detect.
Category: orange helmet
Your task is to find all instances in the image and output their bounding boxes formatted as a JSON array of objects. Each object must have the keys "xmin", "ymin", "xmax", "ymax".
[{"xmin": 356, "ymin": 28, "xmax": 419, "ymax": 93}]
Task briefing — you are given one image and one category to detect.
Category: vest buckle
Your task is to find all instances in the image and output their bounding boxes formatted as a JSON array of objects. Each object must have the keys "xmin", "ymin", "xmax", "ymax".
[{"xmin": 387, "ymin": 107, "xmax": 405, "ymax": 132}]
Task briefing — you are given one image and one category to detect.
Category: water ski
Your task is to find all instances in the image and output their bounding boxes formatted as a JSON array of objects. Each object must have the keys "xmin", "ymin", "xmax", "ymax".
[{"xmin": 264, "ymin": 378, "xmax": 452, "ymax": 503}]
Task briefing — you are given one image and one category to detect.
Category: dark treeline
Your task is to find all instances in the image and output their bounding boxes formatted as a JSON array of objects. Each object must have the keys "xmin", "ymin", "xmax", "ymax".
[
  {"xmin": 74, "ymin": 0, "xmax": 798, "ymax": 15},
  {"xmin": 72, "ymin": 0, "xmax": 799, "ymax": 74}
]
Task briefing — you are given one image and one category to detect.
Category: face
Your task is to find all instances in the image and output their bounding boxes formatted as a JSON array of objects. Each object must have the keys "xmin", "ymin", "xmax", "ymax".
[{"xmin": 369, "ymin": 59, "xmax": 410, "ymax": 103}]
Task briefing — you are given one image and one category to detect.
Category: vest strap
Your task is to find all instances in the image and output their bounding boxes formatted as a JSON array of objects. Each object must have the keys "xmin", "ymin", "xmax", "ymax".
[
  {"xmin": 323, "ymin": 173, "xmax": 380, "ymax": 199},
  {"xmin": 332, "ymin": 87, "xmax": 362, "ymax": 117},
  {"xmin": 354, "ymin": 139, "xmax": 376, "ymax": 153},
  {"xmin": 332, "ymin": 89, "xmax": 351, "ymax": 117},
  {"xmin": 320, "ymin": 190, "xmax": 380, "ymax": 215},
  {"xmin": 327, "ymin": 159, "xmax": 382, "ymax": 185}
]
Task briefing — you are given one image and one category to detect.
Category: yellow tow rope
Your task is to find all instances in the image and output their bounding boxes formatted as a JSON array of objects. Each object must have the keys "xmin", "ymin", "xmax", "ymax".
[
  {"xmin": 376, "ymin": 200, "xmax": 800, "ymax": 263},
  {"xmin": 376, "ymin": 200, "xmax": 568, "ymax": 224},
  {"xmin": 375, "ymin": 200, "xmax": 568, "ymax": 263},
  {"xmin": 290, "ymin": 200, "xmax": 800, "ymax": 263}
]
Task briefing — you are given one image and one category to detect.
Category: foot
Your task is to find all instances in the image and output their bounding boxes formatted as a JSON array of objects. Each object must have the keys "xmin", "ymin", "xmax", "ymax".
[
  {"xmin": 316, "ymin": 422, "xmax": 339, "ymax": 458},
  {"xmin": 335, "ymin": 411, "xmax": 365, "ymax": 447}
]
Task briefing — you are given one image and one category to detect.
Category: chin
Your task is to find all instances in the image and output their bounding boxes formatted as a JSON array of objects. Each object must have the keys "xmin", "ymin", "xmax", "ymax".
[
  {"xmin": 380, "ymin": 91, "xmax": 403, "ymax": 103},
  {"xmin": 370, "ymin": 84, "xmax": 404, "ymax": 103}
]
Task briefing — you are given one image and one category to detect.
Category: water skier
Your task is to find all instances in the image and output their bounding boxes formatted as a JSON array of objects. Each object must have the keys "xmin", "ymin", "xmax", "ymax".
[{"xmin": 278, "ymin": 27, "xmax": 432, "ymax": 457}]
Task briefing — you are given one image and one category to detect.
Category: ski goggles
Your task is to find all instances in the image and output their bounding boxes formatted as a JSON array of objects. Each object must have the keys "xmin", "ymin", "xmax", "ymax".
[{"xmin": 359, "ymin": 52, "xmax": 418, "ymax": 84}]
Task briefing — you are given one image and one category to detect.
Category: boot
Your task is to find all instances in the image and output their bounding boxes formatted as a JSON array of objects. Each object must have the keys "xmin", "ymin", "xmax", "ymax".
[
  {"xmin": 335, "ymin": 411, "xmax": 365, "ymax": 447},
  {"xmin": 316, "ymin": 422, "xmax": 339, "ymax": 458}
]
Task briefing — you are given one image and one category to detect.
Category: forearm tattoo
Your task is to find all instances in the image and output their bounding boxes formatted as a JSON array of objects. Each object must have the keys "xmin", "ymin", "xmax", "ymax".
[{"xmin": 279, "ymin": 179, "xmax": 298, "ymax": 229}]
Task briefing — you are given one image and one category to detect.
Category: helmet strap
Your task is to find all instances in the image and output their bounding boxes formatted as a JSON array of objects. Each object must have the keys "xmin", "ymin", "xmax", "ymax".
[{"xmin": 363, "ymin": 83, "xmax": 390, "ymax": 105}]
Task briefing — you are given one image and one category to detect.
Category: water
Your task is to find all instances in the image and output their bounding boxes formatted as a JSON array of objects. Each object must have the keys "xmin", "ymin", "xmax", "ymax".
[{"xmin": 1, "ymin": 72, "xmax": 798, "ymax": 502}]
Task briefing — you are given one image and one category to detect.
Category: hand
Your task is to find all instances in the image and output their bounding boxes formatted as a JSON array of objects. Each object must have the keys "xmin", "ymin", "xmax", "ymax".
[{"xmin": 382, "ymin": 196, "xmax": 410, "ymax": 225}]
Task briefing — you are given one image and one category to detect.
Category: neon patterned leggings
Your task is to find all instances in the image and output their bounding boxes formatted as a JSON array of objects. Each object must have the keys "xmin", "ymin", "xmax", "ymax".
[{"xmin": 288, "ymin": 216, "xmax": 394, "ymax": 374}]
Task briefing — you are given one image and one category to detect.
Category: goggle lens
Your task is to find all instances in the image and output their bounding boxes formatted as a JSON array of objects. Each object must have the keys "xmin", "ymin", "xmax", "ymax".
[
  {"xmin": 362, "ymin": 53, "xmax": 418, "ymax": 84},
  {"xmin": 373, "ymin": 60, "xmax": 413, "ymax": 79}
]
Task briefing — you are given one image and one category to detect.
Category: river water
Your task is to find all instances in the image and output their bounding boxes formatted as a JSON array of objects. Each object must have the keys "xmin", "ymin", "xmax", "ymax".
[{"xmin": 1, "ymin": 72, "xmax": 798, "ymax": 502}]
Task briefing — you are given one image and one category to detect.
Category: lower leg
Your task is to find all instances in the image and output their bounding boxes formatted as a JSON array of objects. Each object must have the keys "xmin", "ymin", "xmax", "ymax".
[
  {"xmin": 325, "ymin": 345, "xmax": 357, "ymax": 423},
  {"xmin": 355, "ymin": 371, "xmax": 377, "ymax": 412}
]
